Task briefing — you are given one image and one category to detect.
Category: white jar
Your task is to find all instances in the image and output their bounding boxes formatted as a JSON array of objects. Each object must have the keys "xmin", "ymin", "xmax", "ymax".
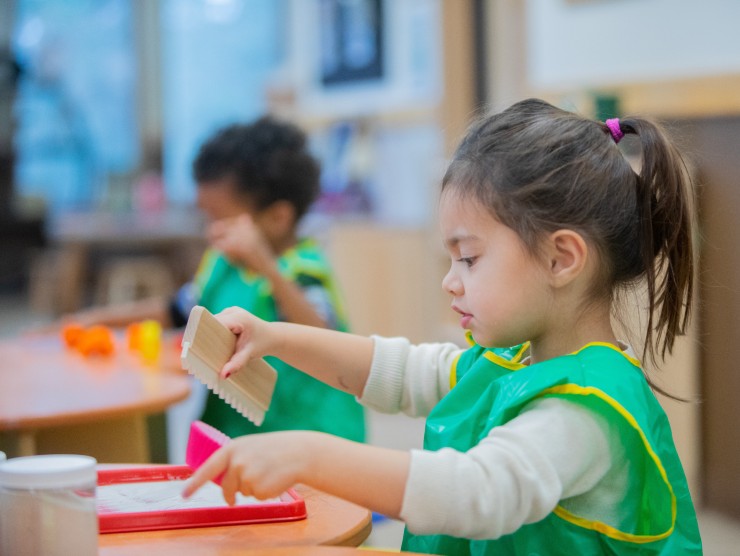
[{"xmin": 0, "ymin": 454, "xmax": 98, "ymax": 556}]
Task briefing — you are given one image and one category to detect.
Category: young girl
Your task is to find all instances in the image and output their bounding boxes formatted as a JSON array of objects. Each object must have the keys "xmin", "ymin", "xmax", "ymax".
[{"xmin": 183, "ymin": 99, "xmax": 702, "ymax": 554}]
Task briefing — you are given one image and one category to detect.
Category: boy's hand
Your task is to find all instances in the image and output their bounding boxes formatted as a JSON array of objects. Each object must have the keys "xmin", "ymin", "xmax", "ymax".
[
  {"xmin": 208, "ymin": 215, "xmax": 275, "ymax": 275},
  {"xmin": 182, "ymin": 431, "xmax": 317, "ymax": 504}
]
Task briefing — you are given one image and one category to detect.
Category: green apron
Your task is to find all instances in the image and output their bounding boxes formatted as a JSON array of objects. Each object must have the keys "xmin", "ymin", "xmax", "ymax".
[
  {"xmin": 403, "ymin": 340, "xmax": 701, "ymax": 555},
  {"xmin": 193, "ymin": 239, "xmax": 365, "ymax": 442}
]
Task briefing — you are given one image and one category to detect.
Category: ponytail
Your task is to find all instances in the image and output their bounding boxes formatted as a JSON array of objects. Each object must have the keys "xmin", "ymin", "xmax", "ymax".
[{"xmin": 618, "ymin": 118, "xmax": 695, "ymax": 364}]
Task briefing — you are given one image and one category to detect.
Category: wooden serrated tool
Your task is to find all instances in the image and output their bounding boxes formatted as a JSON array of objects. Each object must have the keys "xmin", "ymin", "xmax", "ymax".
[{"xmin": 181, "ymin": 306, "xmax": 277, "ymax": 426}]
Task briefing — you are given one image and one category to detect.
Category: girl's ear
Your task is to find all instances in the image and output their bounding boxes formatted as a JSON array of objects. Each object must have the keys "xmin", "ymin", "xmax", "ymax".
[{"xmin": 546, "ymin": 229, "xmax": 588, "ymax": 288}]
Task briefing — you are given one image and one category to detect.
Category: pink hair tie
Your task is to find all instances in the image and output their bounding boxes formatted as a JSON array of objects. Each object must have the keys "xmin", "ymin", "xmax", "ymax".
[{"xmin": 605, "ymin": 118, "xmax": 624, "ymax": 144}]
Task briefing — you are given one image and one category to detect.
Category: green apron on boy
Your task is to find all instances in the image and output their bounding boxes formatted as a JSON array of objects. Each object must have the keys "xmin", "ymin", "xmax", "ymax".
[
  {"xmin": 194, "ymin": 238, "xmax": 365, "ymax": 442},
  {"xmin": 403, "ymin": 341, "xmax": 701, "ymax": 555}
]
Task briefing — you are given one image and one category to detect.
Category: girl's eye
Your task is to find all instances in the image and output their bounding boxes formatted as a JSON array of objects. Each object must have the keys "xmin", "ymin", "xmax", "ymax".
[{"xmin": 457, "ymin": 257, "xmax": 476, "ymax": 268}]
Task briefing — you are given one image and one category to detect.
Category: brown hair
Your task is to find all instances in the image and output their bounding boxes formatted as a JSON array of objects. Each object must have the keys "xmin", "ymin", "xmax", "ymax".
[{"xmin": 442, "ymin": 98, "xmax": 694, "ymax": 369}]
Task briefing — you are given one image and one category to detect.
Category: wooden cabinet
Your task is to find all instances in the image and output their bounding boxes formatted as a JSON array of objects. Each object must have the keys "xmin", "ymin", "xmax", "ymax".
[
  {"xmin": 327, "ymin": 221, "xmax": 462, "ymax": 346},
  {"xmin": 675, "ymin": 116, "xmax": 740, "ymax": 518}
]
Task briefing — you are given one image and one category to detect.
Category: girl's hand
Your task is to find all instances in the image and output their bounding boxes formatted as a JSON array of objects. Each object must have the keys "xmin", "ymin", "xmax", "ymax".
[
  {"xmin": 214, "ymin": 307, "xmax": 278, "ymax": 379},
  {"xmin": 207, "ymin": 215, "xmax": 275, "ymax": 275},
  {"xmin": 182, "ymin": 431, "xmax": 319, "ymax": 504},
  {"xmin": 183, "ymin": 429, "xmax": 409, "ymax": 519}
]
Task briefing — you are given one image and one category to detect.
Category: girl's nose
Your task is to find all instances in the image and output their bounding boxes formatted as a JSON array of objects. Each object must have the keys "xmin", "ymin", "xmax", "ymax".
[{"xmin": 442, "ymin": 267, "xmax": 461, "ymax": 296}]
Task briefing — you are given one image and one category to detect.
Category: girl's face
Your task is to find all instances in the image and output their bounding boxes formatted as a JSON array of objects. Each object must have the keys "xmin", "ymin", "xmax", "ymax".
[{"xmin": 439, "ymin": 189, "xmax": 552, "ymax": 348}]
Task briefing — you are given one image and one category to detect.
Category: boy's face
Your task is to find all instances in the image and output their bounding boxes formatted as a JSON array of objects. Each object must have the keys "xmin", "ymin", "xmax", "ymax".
[
  {"xmin": 196, "ymin": 176, "xmax": 296, "ymax": 253},
  {"xmin": 196, "ymin": 177, "xmax": 254, "ymax": 222}
]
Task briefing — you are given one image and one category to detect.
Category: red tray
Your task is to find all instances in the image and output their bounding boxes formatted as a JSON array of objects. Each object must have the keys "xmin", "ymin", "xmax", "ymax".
[{"xmin": 97, "ymin": 465, "xmax": 306, "ymax": 533}]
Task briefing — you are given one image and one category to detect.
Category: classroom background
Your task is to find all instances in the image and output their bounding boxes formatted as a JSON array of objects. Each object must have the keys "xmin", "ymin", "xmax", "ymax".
[{"xmin": 1, "ymin": 0, "xmax": 739, "ymax": 552}]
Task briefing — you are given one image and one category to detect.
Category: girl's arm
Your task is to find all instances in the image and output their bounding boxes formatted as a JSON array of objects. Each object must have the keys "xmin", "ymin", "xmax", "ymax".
[
  {"xmin": 182, "ymin": 397, "xmax": 616, "ymax": 535},
  {"xmin": 401, "ymin": 397, "xmax": 617, "ymax": 539},
  {"xmin": 217, "ymin": 307, "xmax": 374, "ymax": 396},
  {"xmin": 183, "ymin": 431, "xmax": 411, "ymax": 519},
  {"xmin": 217, "ymin": 308, "xmax": 463, "ymax": 407}
]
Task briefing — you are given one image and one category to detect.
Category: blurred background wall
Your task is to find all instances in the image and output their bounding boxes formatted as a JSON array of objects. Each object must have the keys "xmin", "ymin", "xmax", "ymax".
[{"xmin": 1, "ymin": 0, "xmax": 739, "ymax": 525}]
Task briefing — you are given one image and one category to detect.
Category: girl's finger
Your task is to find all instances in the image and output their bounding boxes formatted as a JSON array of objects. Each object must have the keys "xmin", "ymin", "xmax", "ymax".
[
  {"xmin": 252, "ymin": 474, "xmax": 284, "ymax": 501},
  {"xmin": 181, "ymin": 447, "xmax": 230, "ymax": 499},
  {"xmin": 216, "ymin": 310, "xmax": 246, "ymax": 335},
  {"xmin": 221, "ymin": 348, "xmax": 251, "ymax": 379},
  {"xmin": 237, "ymin": 480, "xmax": 254, "ymax": 500},
  {"xmin": 224, "ymin": 321, "xmax": 245, "ymax": 335},
  {"xmin": 220, "ymin": 466, "xmax": 242, "ymax": 506}
]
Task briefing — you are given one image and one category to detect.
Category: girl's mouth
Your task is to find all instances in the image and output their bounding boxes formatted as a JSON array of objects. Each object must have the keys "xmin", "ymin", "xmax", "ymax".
[{"xmin": 452, "ymin": 305, "xmax": 472, "ymax": 329}]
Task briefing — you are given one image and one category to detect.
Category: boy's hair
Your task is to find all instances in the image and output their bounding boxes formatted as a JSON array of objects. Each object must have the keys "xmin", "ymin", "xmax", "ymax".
[
  {"xmin": 193, "ymin": 116, "xmax": 320, "ymax": 220},
  {"xmin": 442, "ymin": 98, "xmax": 695, "ymax": 368}
]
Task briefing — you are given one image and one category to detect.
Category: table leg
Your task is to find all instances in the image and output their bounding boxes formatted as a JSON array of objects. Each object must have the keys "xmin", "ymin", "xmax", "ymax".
[
  {"xmin": 16, "ymin": 431, "xmax": 37, "ymax": 456},
  {"xmin": 58, "ymin": 245, "xmax": 88, "ymax": 313},
  {"xmin": 0, "ymin": 430, "xmax": 37, "ymax": 457}
]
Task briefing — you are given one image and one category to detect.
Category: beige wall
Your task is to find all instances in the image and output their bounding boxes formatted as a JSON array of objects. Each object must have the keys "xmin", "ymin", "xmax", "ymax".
[
  {"xmin": 327, "ymin": 221, "xmax": 462, "ymax": 346},
  {"xmin": 323, "ymin": 0, "xmax": 476, "ymax": 347}
]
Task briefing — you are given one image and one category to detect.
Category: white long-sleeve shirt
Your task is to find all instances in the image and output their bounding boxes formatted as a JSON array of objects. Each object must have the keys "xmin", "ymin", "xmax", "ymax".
[{"xmin": 358, "ymin": 336, "xmax": 629, "ymax": 540}]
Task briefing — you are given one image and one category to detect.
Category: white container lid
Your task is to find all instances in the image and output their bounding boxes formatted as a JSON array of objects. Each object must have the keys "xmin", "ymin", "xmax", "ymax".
[{"xmin": 0, "ymin": 455, "xmax": 97, "ymax": 489}]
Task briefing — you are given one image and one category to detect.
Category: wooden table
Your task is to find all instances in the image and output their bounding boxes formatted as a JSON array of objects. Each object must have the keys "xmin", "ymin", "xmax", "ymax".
[
  {"xmin": 0, "ymin": 333, "xmax": 190, "ymax": 462},
  {"xmin": 99, "ymin": 484, "xmax": 373, "ymax": 554},
  {"xmin": 42, "ymin": 207, "xmax": 206, "ymax": 313},
  {"xmin": 230, "ymin": 549, "xmax": 426, "ymax": 556},
  {"xmin": 105, "ymin": 547, "xmax": 425, "ymax": 556}
]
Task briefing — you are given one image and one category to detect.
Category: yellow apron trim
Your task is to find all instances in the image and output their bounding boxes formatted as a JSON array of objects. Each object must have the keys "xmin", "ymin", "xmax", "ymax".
[
  {"xmin": 541, "ymin": 383, "xmax": 677, "ymax": 543},
  {"xmin": 483, "ymin": 350, "xmax": 527, "ymax": 371},
  {"xmin": 195, "ymin": 249, "xmax": 216, "ymax": 277},
  {"xmin": 281, "ymin": 260, "xmax": 330, "ymax": 283},
  {"xmin": 454, "ymin": 337, "xmax": 529, "ymax": 389},
  {"xmin": 511, "ymin": 341, "xmax": 530, "ymax": 363},
  {"xmin": 237, "ymin": 267, "xmax": 262, "ymax": 283},
  {"xmin": 194, "ymin": 249, "xmax": 222, "ymax": 291},
  {"xmin": 573, "ymin": 341, "xmax": 642, "ymax": 368},
  {"xmin": 552, "ymin": 505, "xmax": 673, "ymax": 544},
  {"xmin": 449, "ymin": 352, "xmax": 462, "ymax": 390}
]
